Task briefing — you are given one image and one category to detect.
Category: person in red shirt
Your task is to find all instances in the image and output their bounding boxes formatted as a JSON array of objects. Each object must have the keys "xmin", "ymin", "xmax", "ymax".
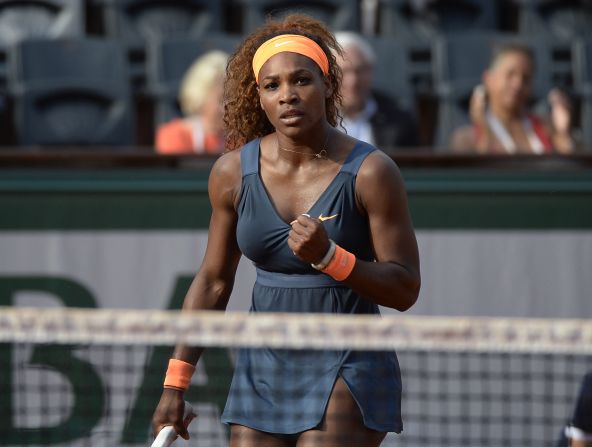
[{"xmin": 155, "ymin": 50, "xmax": 228, "ymax": 154}]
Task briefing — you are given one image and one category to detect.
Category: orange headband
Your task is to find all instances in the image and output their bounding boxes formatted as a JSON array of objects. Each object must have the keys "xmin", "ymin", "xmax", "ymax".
[{"xmin": 252, "ymin": 34, "xmax": 329, "ymax": 84}]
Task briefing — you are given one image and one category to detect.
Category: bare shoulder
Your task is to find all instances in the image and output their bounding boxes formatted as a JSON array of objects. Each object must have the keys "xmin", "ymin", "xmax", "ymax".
[
  {"xmin": 208, "ymin": 149, "xmax": 242, "ymax": 207},
  {"xmin": 357, "ymin": 148, "xmax": 404, "ymax": 189},
  {"xmin": 355, "ymin": 148, "xmax": 408, "ymax": 210},
  {"xmin": 210, "ymin": 149, "xmax": 241, "ymax": 179}
]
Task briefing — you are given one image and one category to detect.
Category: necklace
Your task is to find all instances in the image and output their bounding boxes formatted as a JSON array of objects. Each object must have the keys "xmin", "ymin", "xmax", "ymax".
[{"xmin": 277, "ymin": 131, "xmax": 330, "ymax": 159}]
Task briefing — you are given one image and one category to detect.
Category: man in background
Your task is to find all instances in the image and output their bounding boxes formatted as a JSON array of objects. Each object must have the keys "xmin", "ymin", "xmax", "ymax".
[{"xmin": 335, "ymin": 32, "xmax": 419, "ymax": 150}]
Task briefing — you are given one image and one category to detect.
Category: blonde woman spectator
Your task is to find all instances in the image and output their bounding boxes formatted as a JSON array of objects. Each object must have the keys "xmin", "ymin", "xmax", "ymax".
[{"xmin": 156, "ymin": 50, "xmax": 228, "ymax": 154}]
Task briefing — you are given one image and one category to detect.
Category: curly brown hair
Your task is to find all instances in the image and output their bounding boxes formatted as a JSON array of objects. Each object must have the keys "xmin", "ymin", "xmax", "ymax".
[{"xmin": 223, "ymin": 14, "xmax": 343, "ymax": 151}]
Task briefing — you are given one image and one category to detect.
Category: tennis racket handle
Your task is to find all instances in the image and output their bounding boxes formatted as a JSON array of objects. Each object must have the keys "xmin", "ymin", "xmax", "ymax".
[{"xmin": 151, "ymin": 401, "xmax": 196, "ymax": 447}]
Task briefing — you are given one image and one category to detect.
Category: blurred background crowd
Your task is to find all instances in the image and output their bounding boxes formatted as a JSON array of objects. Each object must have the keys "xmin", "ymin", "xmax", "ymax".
[{"xmin": 0, "ymin": 0, "xmax": 590, "ymax": 154}]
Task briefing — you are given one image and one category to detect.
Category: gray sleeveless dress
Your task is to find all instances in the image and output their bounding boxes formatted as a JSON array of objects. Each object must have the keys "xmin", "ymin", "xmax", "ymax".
[{"xmin": 220, "ymin": 138, "xmax": 403, "ymax": 435}]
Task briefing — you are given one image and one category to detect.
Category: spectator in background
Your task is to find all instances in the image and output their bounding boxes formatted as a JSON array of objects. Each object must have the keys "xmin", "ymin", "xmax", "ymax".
[
  {"xmin": 449, "ymin": 43, "xmax": 576, "ymax": 154},
  {"xmin": 155, "ymin": 50, "xmax": 228, "ymax": 154},
  {"xmin": 334, "ymin": 32, "xmax": 419, "ymax": 150}
]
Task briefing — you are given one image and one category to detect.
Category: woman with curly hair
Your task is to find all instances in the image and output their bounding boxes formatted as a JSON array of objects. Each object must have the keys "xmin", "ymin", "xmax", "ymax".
[{"xmin": 152, "ymin": 13, "xmax": 420, "ymax": 447}]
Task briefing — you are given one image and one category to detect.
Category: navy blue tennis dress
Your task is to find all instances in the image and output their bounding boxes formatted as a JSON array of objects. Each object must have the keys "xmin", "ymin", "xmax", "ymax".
[{"xmin": 220, "ymin": 137, "xmax": 403, "ymax": 434}]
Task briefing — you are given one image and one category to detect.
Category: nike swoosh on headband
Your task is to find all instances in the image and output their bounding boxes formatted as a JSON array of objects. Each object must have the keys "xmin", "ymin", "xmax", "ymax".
[
  {"xmin": 274, "ymin": 41, "xmax": 294, "ymax": 47},
  {"xmin": 318, "ymin": 213, "xmax": 339, "ymax": 222}
]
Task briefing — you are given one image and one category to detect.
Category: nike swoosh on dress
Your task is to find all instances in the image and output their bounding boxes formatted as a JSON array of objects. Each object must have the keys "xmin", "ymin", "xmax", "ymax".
[{"xmin": 318, "ymin": 213, "xmax": 339, "ymax": 222}]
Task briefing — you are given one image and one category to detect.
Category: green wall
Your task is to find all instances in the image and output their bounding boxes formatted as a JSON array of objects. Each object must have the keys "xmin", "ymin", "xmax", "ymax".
[{"xmin": 1, "ymin": 164, "xmax": 592, "ymax": 230}]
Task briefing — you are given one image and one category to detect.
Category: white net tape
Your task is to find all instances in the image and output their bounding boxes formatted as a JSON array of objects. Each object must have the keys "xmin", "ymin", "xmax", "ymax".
[{"xmin": 1, "ymin": 306, "xmax": 591, "ymax": 354}]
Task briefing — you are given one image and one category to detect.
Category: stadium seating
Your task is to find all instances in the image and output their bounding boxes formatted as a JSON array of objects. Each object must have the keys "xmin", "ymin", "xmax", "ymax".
[
  {"xmin": 573, "ymin": 38, "xmax": 592, "ymax": 148},
  {"xmin": 146, "ymin": 34, "xmax": 241, "ymax": 126},
  {"xmin": 0, "ymin": 0, "xmax": 587, "ymax": 150},
  {"xmin": 0, "ymin": 0, "xmax": 84, "ymax": 97},
  {"xmin": 91, "ymin": 0, "xmax": 226, "ymax": 94},
  {"xmin": 365, "ymin": 36, "xmax": 430, "ymax": 113},
  {"xmin": 513, "ymin": 0, "xmax": 592, "ymax": 40},
  {"xmin": 95, "ymin": 0, "xmax": 224, "ymax": 44},
  {"xmin": 377, "ymin": 0, "xmax": 498, "ymax": 37},
  {"xmin": 0, "ymin": 0, "xmax": 84, "ymax": 45},
  {"xmin": 8, "ymin": 38, "xmax": 134, "ymax": 146},
  {"xmin": 236, "ymin": 0, "xmax": 360, "ymax": 33}
]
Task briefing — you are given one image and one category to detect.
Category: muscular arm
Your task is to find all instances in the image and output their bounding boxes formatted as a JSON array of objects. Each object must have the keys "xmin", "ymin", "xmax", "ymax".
[
  {"xmin": 344, "ymin": 151, "xmax": 420, "ymax": 310},
  {"xmin": 173, "ymin": 152, "xmax": 241, "ymax": 364},
  {"xmin": 152, "ymin": 150, "xmax": 242, "ymax": 438},
  {"xmin": 172, "ymin": 151, "xmax": 243, "ymax": 364},
  {"xmin": 289, "ymin": 151, "xmax": 420, "ymax": 311}
]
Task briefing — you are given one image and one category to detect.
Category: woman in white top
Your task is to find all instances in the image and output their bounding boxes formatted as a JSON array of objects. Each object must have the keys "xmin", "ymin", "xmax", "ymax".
[{"xmin": 450, "ymin": 43, "xmax": 575, "ymax": 154}]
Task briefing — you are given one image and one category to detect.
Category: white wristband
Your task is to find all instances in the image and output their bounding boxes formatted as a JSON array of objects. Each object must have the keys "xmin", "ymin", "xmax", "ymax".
[{"xmin": 311, "ymin": 240, "xmax": 336, "ymax": 270}]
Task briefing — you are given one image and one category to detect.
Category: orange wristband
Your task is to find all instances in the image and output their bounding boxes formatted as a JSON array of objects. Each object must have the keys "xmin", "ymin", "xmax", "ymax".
[
  {"xmin": 163, "ymin": 359, "xmax": 195, "ymax": 391},
  {"xmin": 322, "ymin": 244, "xmax": 356, "ymax": 281}
]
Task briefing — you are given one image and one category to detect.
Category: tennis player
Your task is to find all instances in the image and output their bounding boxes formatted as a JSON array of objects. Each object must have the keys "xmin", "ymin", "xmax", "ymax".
[{"xmin": 152, "ymin": 14, "xmax": 420, "ymax": 447}]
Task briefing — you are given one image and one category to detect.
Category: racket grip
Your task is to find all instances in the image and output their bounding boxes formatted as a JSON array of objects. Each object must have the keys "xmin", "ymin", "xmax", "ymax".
[
  {"xmin": 152, "ymin": 426, "xmax": 177, "ymax": 447},
  {"xmin": 151, "ymin": 401, "xmax": 196, "ymax": 447}
]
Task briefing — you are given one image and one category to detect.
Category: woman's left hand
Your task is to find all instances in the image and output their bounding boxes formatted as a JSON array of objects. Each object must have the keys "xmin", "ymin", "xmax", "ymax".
[
  {"xmin": 288, "ymin": 214, "xmax": 331, "ymax": 264},
  {"xmin": 548, "ymin": 88, "xmax": 572, "ymax": 135}
]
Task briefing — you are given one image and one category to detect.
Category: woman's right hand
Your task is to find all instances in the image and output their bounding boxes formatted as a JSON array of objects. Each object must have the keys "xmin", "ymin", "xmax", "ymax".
[
  {"xmin": 469, "ymin": 84, "xmax": 488, "ymax": 127},
  {"xmin": 548, "ymin": 88, "xmax": 572, "ymax": 135},
  {"xmin": 152, "ymin": 388, "xmax": 190, "ymax": 440}
]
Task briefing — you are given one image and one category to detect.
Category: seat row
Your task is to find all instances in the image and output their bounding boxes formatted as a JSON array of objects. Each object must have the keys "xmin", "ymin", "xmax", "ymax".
[
  {"xmin": 0, "ymin": 0, "xmax": 591, "ymax": 43},
  {"xmin": 0, "ymin": 34, "xmax": 591, "ymax": 149}
]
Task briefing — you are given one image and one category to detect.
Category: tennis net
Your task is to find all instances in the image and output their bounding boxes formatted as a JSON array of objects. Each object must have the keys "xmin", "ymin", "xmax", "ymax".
[{"xmin": 0, "ymin": 306, "xmax": 591, "ymax": 446}]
